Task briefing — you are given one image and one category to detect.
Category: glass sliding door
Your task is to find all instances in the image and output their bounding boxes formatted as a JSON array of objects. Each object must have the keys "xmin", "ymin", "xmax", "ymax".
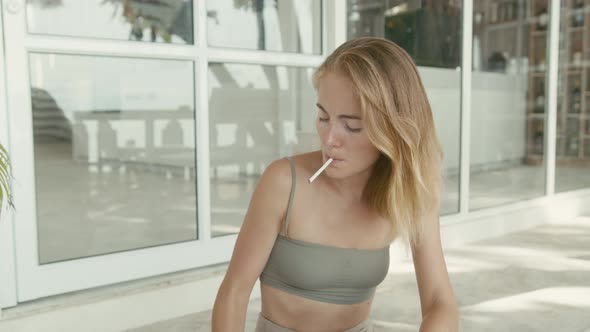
[
  {"xmin": 469, "ymin": 0, "xmax": 549, "ymax": 210},
  {"xmin": 2, "ymin": 0, "xmax": 233, "ymax": 302},
  {"xmin": 555, "ymin": 0, "xmax": 590, "ymax": 192},
  {"xmin": 29, "ymin": 53, "xmax": 198, "ymax": 264}
]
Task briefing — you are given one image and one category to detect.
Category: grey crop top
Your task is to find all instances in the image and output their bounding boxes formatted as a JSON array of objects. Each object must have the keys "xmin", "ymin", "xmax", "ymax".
[{"xmin": 259, "ymin": 157, "xmax": 390, "ymax": 305}]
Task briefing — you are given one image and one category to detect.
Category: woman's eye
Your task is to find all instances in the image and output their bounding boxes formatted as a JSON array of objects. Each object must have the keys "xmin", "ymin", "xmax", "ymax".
[
  {"xmin": 346, "ymin": 125, "xmax": 362, "ymax": 133},
  {"xmin": 318, "ymin": 118, "xmax": 328, "ymax": 122}
]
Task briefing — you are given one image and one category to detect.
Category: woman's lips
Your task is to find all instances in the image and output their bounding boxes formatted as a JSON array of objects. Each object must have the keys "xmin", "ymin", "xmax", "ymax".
[{"xmin": 325, "ymin": 156, "xmax": 343, "ymax": 165}]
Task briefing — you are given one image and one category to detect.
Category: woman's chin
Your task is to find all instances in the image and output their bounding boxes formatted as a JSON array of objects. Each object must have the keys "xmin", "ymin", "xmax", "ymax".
[{"xmin": 324, "ymin": 168, "xmax": 344, "ymax": 179}]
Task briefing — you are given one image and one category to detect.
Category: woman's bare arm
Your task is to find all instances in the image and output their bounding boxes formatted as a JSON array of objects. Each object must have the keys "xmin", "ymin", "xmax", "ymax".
[
  {"xmin": 212, "ymin": 159, "xmax": 291, "ymax": 332},
  {"xmin": 211, "ymin": 159, "xmax": 292, "ymax": 332},
  {"xmin": 412, "ymin": 208, "xmax": 459, "ymax": 332}
]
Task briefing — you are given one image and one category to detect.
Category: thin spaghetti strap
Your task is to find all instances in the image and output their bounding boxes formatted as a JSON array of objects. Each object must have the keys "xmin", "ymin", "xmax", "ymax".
[{"xmin": 284, "ymin": 157, "xmax": 296, "ymax": 238}]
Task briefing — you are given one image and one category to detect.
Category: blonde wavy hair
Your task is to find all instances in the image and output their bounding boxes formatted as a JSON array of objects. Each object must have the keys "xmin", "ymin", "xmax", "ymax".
[{"xmin": 313, "ymin": 37, "xmax": 444, "ymax": 247}]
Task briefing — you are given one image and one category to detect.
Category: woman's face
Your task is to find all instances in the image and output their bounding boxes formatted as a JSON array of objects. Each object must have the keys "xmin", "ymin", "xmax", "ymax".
[{"xmin": 316, "ymin": 71, "xmax": 382, "ymax": 179}]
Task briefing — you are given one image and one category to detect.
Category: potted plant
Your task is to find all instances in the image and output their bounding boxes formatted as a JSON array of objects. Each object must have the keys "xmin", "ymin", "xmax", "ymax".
[{"xmin": 0, "ymin": 143, "xmax": 13, "ymax": 212}]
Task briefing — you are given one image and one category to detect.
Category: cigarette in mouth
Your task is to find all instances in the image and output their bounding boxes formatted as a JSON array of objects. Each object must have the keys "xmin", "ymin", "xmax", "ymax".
[{"xmin": 308, "ymin": 158, "xmax": 333, "ymax": 183}]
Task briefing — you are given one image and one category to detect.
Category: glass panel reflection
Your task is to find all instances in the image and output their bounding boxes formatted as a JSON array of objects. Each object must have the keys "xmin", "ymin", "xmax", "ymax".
[
  {"xmin": 469, "ymin": 0, "xmax": 547, "ymax": 210},
  {"xmin": 26, "ymin": 0, "xmax": 194, "ymax": 44},
  {"xmin": 347, "ymin": 0, "xmax": 462, "ymax": 215},
  {"xmin": 208, "ymin": 63, "xmax": 317, "ymax": 236},
  {"xmin": 556, "ymin": 0, "xmax": 590, "ymax": 192},
  {"xmin": 29, "ymin": 53, "xmax": 197, "ymax": 263},
  {"xmin": 348, "ymin": 0, "xmax": 461, "ymax": 68},
  {"xmin": 206, "ymin": 0, "xmax": 322, "ymax": 54}
]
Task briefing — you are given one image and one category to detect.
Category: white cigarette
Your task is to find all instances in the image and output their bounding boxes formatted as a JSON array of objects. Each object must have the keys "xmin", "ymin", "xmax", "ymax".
[{"xmin": 308, "ymin": 158, "xmax": 333, "ymax": 183}]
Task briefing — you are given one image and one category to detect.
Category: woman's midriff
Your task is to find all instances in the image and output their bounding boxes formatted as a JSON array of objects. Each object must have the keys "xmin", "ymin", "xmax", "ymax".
[{"xmin": 260, "ymin": 284, "xmax": 372, "ymax": 332}]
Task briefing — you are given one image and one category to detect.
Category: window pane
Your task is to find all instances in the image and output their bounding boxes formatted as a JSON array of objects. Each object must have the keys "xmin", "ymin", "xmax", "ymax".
[
  {"xmin": 206, "ymin": 0, "xmax": 322, "ymax": 54},
  {"xmin": 347, "ymin": 0, "xmax": 462, "ymax": 215},
  {"xmin": 348, "ymin": 0, "xmax": 461, "ymax": 69},
  {"xmin": 556, "ymin": 0, "xmax": 590, "ymax": 192},
  {"xmin": 26, "ymin": 0, "xmax": 194, "ymax": 44},
  {"xmin": 208, "ymin": 63, "xmax": 317, "ymax": 236},
  {"xmin": 469, "ymin": 0, "xmax": 546, "ymax": 210},
  {"xmin": 30, "ymin": 53, "xmax": 197, "ymax": 263}
]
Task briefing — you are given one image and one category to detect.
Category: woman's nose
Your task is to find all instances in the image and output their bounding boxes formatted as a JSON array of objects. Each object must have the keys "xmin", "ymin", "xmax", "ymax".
[{"xmin": 324, "ymin": 123, "xmax": 341, "ymax": 148}]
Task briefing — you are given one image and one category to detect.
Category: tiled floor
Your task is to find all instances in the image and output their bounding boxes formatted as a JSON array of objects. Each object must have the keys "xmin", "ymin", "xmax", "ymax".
[{"xmin": 128, "ymin": 215, "xmax": 590, "ymax": 332}]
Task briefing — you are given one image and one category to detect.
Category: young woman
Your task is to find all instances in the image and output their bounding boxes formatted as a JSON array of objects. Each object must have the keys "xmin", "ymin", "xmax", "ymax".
[{"xmin": 212, "ymin": 37, "xmax": 459, "ymax": 332}]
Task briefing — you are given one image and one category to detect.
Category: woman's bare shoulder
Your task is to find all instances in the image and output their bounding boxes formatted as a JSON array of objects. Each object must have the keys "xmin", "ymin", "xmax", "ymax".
[
  {"xmin": 259, "ymin": 152, "xmax": 321, "ymax": 196},
  {"xmin": 258, "ymin": 158, "xmax": 292, "ymax": 192}
]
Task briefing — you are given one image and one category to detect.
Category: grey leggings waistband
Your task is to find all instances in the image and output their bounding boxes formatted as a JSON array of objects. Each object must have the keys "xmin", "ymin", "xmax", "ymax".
[{"xmin": 254, "ymin": 313, "xmax": 373, "ymax": 332}]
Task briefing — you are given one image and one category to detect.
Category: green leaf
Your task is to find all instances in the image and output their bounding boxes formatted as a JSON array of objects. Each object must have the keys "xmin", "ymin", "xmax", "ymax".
[{"xmin": 0, "ymin": 143, "xmax": 14, "ymax": 209}]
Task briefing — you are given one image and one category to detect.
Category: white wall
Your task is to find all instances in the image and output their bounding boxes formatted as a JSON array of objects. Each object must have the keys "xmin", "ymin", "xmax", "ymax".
[{"xmin": 420, "ymin": 67, "xmax": 527, "ymax": 173}]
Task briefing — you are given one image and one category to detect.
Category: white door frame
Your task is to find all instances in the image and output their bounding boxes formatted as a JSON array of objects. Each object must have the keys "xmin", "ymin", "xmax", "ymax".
[{"xmin": 0, "ymin": 0, "xmax": 18, "ymax": 310}]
